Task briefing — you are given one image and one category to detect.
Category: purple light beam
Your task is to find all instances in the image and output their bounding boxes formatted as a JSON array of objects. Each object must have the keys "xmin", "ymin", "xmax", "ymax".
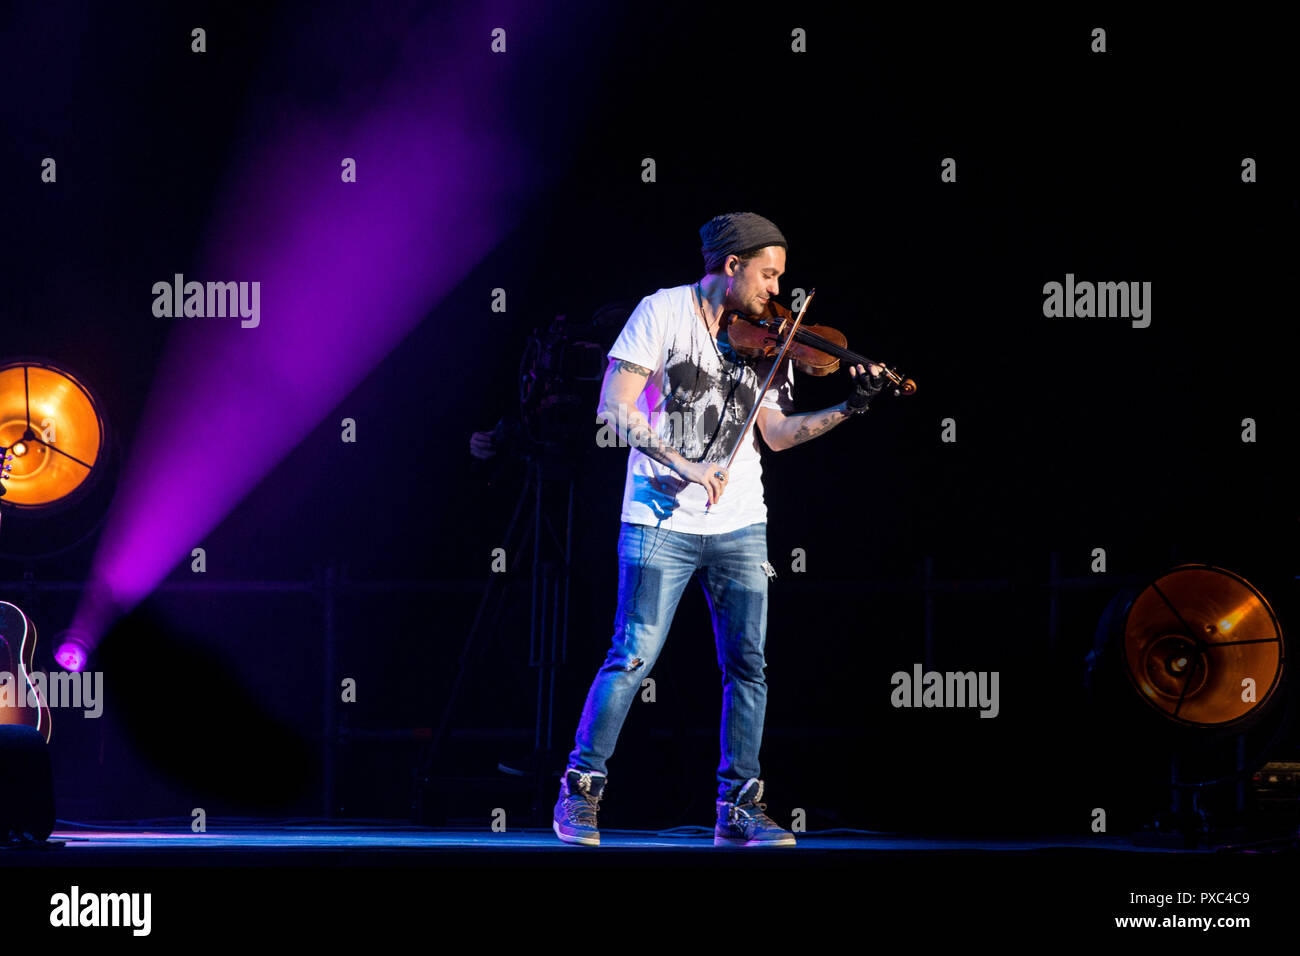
[{"xmin": 72, "ymin": 5, "xmax": 572, "ymax": 645}]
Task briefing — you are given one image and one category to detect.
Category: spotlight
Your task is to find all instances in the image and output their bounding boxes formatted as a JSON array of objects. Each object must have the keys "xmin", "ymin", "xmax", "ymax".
[
  {"xmin": 1088, "ymin": 564, "xmax": 1292, "ymax": 845},
  {"xmin": 0, "ymin": 360, "xmax": 108, "ymax": 511},
  {"xmin": 53, "ymin": 629, "xmax": 92, "ymax": 674},
  {"xmin": 1117, "ymin": 565, "xmax": 1285, "ymax": 730}
]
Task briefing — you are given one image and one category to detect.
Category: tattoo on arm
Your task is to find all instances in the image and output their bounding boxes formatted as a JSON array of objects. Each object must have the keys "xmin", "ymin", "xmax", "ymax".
[
  {"xmin": 601, "ymin": 358, "xmax": 687, "ymax": 472},
  {"xmin": 788, "ymin": 406, "xmax": 851, "ymax": 448},
  {"xmin": 628, "ymin": 420, "xmax": 686, "ymax": 471}
]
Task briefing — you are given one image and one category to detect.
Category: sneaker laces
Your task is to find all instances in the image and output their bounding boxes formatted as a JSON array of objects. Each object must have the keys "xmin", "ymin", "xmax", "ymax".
[
  {"xmin": 723, "ymin": 778, "xmax": 769, "ymax": 826},
  {"xmin": 564, "ymin": 773, "xmax": 603, "ymax": 827},
  {"xmin": 727, "ymin": 800, "xmax": 772, "ymax": 827}
]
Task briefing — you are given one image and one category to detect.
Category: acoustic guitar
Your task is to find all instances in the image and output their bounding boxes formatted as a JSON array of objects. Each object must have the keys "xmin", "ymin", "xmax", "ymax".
[{"xmin": 0, "ymin": 601, "xmax": 52, "ymax": 743}]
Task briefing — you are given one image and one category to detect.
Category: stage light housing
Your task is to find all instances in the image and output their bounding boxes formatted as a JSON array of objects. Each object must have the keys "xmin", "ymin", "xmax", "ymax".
[
  {"xmin": 0, "ymin": 360, "xmax": 107, "ymax": 512},
  {"xmin": 1119, "ymin": 565, "xmax": 1285, "ymax": 731},
  {"xmin": 53, "ymin": 629, "xmax": 92, "ymax": 673}
]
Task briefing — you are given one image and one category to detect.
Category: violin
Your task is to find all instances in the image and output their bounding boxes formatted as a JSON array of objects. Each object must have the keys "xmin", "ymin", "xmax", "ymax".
[
  {"xmin": 725, "ymin": 296, "xmax": 916, "ymax": 396},
  {"xmin": 702, "ymin": 286, "xmax": 915, "ymax": 502},
  {"xmin": 702, "ymin": 288, "xmax": 917, "ymax": 511}
]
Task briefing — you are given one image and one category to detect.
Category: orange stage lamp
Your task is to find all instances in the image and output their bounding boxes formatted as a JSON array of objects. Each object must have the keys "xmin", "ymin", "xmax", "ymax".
[
  {"xmin": 0, "ymin": 360, "xmax": 107, "ymax": 511},
  {"xmin": 1121, "ymin": 565, "xmax": 1285, "ymax": 730}
]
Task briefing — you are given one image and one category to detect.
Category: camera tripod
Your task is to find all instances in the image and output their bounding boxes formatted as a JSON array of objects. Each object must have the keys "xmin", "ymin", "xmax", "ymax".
[{"xmin": 413, "ymin": 450, "xmax": 576, "ymax": 822}]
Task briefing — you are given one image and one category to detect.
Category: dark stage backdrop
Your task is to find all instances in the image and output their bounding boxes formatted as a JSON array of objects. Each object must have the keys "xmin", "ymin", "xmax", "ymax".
[{"xmin": 1, "ymin": 3, "xmax": 1294, "ymax": 835}]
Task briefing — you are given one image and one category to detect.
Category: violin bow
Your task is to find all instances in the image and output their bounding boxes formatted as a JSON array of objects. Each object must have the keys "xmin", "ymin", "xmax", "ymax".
[{"xmin": 704, "ymin": 289, "xmax": 815, "ymax": 513}]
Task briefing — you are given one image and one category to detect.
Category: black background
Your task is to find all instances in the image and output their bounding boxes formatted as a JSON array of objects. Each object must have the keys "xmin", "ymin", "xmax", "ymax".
[{"xmin": 1, "ymin": 2, "xmax": 1295, "ymax": 841}]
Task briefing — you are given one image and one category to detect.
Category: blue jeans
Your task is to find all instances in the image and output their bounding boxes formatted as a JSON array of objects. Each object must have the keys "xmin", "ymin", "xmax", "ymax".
[{"xmin": 566, "ymin": 520, "xmax": 771, "ymax": 801}]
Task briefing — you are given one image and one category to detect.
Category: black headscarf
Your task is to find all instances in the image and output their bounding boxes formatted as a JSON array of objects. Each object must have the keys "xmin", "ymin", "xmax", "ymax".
[{"xmin": 699, "ymin": 211, "xmax": 787, "ymax": 273}]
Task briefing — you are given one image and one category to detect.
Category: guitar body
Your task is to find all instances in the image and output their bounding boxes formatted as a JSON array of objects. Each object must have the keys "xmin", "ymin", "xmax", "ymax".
[{"xmin": 0, "ymin": 601, "xmax": 52, "ymax": 743}]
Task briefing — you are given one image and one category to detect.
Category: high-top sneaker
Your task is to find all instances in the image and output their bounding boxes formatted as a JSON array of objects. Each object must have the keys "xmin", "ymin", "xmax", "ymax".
[
  {"xmin": 553, "ymin": 769, "xmax": 606, "ymax": 846},
  {"xmin": 715, "ymin": 777, "xmax": 796, "ymax": 847}
]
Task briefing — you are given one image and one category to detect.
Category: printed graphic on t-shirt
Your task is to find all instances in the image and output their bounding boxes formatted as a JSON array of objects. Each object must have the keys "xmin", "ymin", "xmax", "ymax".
[
  {"xmin": 607, "ymin": 285, "xmax": 793, "ymax": 534},
  {"xmin": 661, "ymin": 330, "xmax": 765, "ymax": 464}
]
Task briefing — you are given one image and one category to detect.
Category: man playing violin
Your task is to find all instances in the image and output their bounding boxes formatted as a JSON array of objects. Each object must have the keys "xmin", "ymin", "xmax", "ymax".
[{"xmin": 553, "ymin": 211, "xmax": 887, "ymax": 847}]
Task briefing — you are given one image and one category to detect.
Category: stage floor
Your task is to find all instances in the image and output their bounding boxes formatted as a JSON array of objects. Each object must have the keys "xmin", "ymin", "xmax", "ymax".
[
  {"xmin": 1, "ymin": 823, "xmax": 1279, "ymax": 866},
  {"xmin": 5, "ymin": 823, "xmax": 1293, "ymax": 939}
]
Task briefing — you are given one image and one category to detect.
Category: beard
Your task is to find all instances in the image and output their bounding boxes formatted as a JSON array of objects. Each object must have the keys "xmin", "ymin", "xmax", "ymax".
[{"xmin": 724, "ymin": 284, "xmax": 765, "ymax": 317}]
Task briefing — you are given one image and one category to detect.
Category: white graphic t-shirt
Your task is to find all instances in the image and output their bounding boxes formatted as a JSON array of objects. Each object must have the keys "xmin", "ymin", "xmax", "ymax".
[{"xmin": 606, "ymin": 284, "xmax": 795, "ymax": 535}]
